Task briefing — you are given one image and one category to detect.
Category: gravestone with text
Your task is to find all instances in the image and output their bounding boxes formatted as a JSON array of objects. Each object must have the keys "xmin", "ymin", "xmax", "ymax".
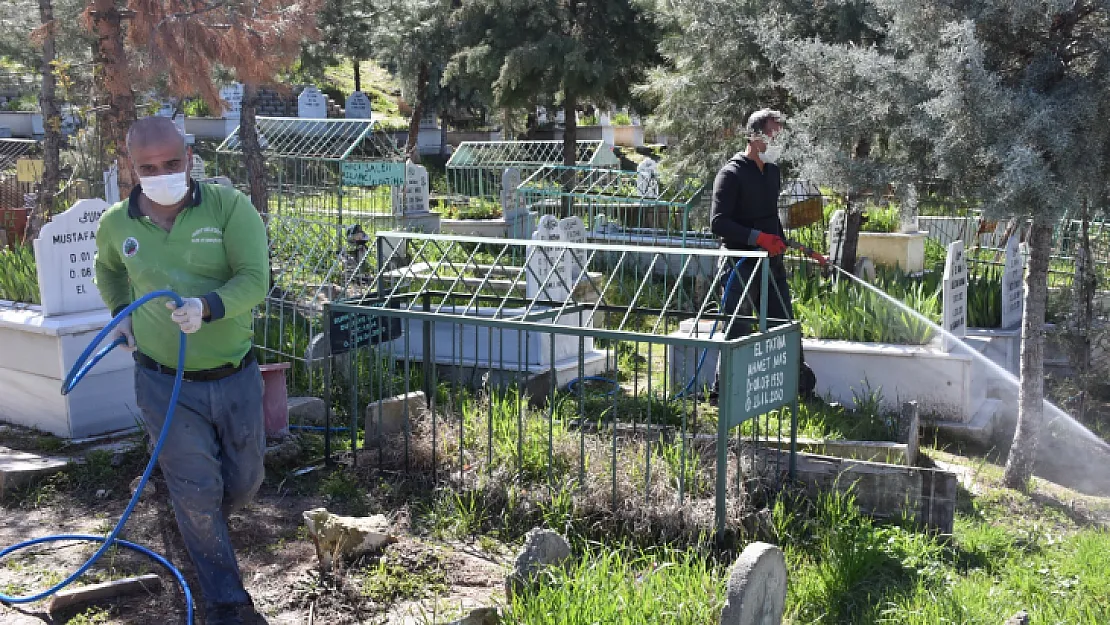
[
  {"xmin": 636, "ymin": 157, "xmax": 660, "ymax": 198},
  {"xmin": 33, "ymin": 199, "xmax": 110, "ymax": 317},
  {"xmin": 343, "ymin": 162, "xmax": 405, "ymax": 187},
  {"xmin": 527, "ymin": 215, "xmax": 573, "ymax": 302},
  {"xmin": 942, "ymin": 241, "xmax": 968, "ymax": 352},
  {"xmin": 501, "ymin": 167, "xmax": 532, "ymax": 238},
  {"xmin": 190, "ymin": 155, "xmax": 206, "ymax": 180},
  {"xmin": 558, "ymin": 216, "xmax": 587, "ymax": 291},
  {"xmin": 345, "ymin": 91, "xmax": 372, "ymax": 119},
  {"xmin": 104, "ymin": 162, "xmax": 120, "ymax": 205},
  {"xmin": 826, "ymin": 209, "xmax": 847, "ymax": 265},
  {"xmin": 298, "ymin": 86, "xmax": 327, "ymax": 119},
  {"xmin": 404, "ymin": 162, "xmax": 430, "ymax": 214},
  {"xmin": 1002, "ymin": 235, "xmax": 1024, "ymax": 330},
  {"xmin": 220, "ymin": 83, "xmax": 243, "ymax": 119},
  {"xmin": 724, "ymin": 327, "xmax": 800, "ymax": 427}
]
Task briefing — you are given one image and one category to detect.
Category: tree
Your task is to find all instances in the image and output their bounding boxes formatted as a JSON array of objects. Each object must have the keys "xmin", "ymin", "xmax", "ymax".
[
  {"xmin": 449, "ymin": 0, "xmax": 661, "ymax": 167},
  {"xmin": 298, "ymin": 0, "xmax": 377, "ymax": 91},
  {"xmin": 27, "ymin": 0, "xmax": 62, "ymax": 241},
  {"xmin": 127, "ymin": 0, "xmax": 321, "ymax": 213},
  {"xmin": 760, "ymin": 0, "xmax": 1110, "ymax": 488},
  {"xmin": 84, "ymin": 0, "xmax": 138, "ymax": 198}
]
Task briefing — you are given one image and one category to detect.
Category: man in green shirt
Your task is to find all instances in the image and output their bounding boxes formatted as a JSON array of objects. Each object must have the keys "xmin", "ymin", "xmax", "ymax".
[{"xmin": 94, "ymin": 116, "xmax": 269, "ymax": 625}]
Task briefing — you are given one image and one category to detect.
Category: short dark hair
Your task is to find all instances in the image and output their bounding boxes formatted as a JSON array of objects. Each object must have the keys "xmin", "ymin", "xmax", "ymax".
[{"xmin": 746, "ymin": 108, "xmax": 786, "ymax": 137}]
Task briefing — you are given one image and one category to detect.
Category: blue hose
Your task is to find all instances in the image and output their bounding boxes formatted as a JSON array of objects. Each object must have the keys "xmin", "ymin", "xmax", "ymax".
[{"xmin": 1, "ymin": 290, "xmax": 195, "ymax": 624}]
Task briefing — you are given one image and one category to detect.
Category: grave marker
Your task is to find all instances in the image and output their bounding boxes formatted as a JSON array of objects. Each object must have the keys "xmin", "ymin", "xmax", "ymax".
[
  {"xmin": 219, "ymin": 83, "xmax": 243, "ymax": 119},
  {"xmin": 527, "ymin": 215, "xmax": 572, "ymax": 302},
  {"xmin": 33, "ymin": 199, "xmax": 110, "ymax": 316},
  {"xmin": 728, "ymin": 327, "xmax": 800, "ymax": 427},
  {"xmin": 345, "ymin": 91, "xmax": 372, "ymax": 119},
  {"xmin": 190, "ymin": 155, "xmax": 206, "ymax": 180},
  {"xmin": 342, "ymin": 161, "xmax": 405, "ymax": 187},
  {"xmin": 636, "ymin": 157, "xmax": 660, "ymax": 198},
  {"xmin": 404, "ymin": 162, "xmax": 430, "ymax": 214},
  {"xmin": 1002, "ymin": 235, "xmax": 1024, "ymax": 330},
  {"xmin": 298, "ymin": 86, "xmax": 327, "ymax": 119},
  {"xmin": 558, "ymin": 216, "xmax": 587, "ymax": 290},
  {"xmin": 536, "ymin": 107, "xmax": 548, "ymax": 124},
  {"xmin": 103, "ymin": 163, "xmax": 120, "ymax": 205},
  {"xmin": 827, "ymin": 209, "xmax": 847, "ymax": 265},
  {"xmin": 942, "ymin": 241, "xmax": 968, "ymax": 351}
]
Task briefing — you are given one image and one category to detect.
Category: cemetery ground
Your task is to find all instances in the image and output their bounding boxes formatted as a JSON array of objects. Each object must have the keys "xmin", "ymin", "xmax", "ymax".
[{"xmin": 2, "ymin": 402, "xmax": 1109, "ymax": 624}]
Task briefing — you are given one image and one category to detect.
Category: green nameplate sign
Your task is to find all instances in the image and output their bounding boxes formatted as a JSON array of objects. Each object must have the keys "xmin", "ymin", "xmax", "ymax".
[
  {"xmin": 726, "ymin": 325, "xmax": 801, "ymax": 428},
  {"xmin": 342, "ymin": 162, "xmax": 405, "ymax": 187}
]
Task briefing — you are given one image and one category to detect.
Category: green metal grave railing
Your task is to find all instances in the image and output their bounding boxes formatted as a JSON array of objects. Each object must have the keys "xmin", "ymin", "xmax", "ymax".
[
  {"xmin": 321, "ymin": 232, "xmax": 802, "ymax": 537},
  {"xmin": 446, "ymin": 140, "xmax": 620, "ymax": 200},
  {"xmin": 516, "ymin": 165, "xmax": 710, "ymax": 250},
  {"xmin": 215, "ymin": 117, "xmax": 406, "ymax": 234},
  {"xmin": 0, "ymin": 138, "xmax": 40, "ymax": 212}
]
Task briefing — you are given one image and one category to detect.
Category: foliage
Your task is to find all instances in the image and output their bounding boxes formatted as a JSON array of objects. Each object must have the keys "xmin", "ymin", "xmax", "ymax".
[
  {"xmin": 791, "ymin": 269, "xmax": 941, "ymax": 345},
  {"xmin": 0, "ymin": 243, "xmax": 39, "ymax": 304},
  {"xmin": 181, "ymin": 98, "xmax": 213, "ymax": 118},
  {"xmin": 860, "ymin": 204, "xmax": 900, "ymax": 234},
  {"xmin": 967, "ymin": 263, "xmax": 1003, "ymax": 329}
]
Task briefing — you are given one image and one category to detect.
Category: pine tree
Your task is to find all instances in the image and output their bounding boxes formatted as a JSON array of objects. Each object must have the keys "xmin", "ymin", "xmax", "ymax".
[
  {"xmin": 448, "ymin": 0, "xmax": 660, "ymax": 167},
  {"xmin": 762, "ymin": 0, "xmax": 1110, "ymax": 489}
]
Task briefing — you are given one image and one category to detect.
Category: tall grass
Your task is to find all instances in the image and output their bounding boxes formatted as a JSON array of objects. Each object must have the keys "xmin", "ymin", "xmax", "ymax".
[{"xmin": 0, "ymin": 243, "xmax": 39, "ymax": 304}]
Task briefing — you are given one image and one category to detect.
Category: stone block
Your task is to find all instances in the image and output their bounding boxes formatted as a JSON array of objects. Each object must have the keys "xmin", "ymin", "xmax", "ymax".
[
  {"xmin": 365, "ymin": 391, "xmax": 426, "ymax": 443},
  {"xmin": 288, "ymin": 396, "xmax": 326, "ymax": 426},
  {"xmin": 504, "ymin": 528, "xmax": 573, "ymax": 601},
  {"xmin": 719, "ymin": 542, "xmax": 787, "ymax": 625},
  {"xmin": 0, "ymin": 446, "xmax": 71, "ymax": 496},
  {"xmin": 302, "ymin": 507, "xmax": 396, "ymax": 570}
]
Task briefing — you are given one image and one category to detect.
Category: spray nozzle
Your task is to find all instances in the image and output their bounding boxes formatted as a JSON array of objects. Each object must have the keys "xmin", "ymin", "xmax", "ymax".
[{"xmin": 785, "ymin": 239, "xmax": 830, "ymax": 267}]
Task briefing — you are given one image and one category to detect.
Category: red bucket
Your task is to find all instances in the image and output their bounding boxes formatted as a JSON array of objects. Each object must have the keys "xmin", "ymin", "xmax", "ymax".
[{"xmin": 259, "ymin": 362, "xmax": 292, "ymax": 437}]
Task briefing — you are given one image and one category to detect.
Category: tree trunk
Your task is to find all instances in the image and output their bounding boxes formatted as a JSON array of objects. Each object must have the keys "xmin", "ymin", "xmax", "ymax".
[
  {"xmin": 1003, "ymin": 218, "xmax": 1053, "ymax": 490},
  {"xmin": 1070, "ymin": 201, "xmax": 1094, "ymax": 419},
  {"xmin": 353, "ymin": 58, "xmax": 361, "ymax": 93},
  {"xmin": 240, "ymin": 82, "xmax": 269, "ymax": 216},
  {"xmin": 30, "ymin": 0, "xmax": 61, "ymax": 241},
  {"xmin": 840, "ymin": 195, "xmax": 863, "ymax": 275},
  {"xmin": 405, "ymin": 61, "xmax": 429, "ymax": 164},
  {"xmin": 560, "ymin": 92, "xmax": 577, "ymax": 216},
  {"xmin": 89, "ymin": 0, "xmax": 136, "ymax": 199}
]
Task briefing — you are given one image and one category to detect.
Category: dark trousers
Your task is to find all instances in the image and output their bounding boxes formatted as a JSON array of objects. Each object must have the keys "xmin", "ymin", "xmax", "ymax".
[{"xmin": 713, "ymin": 254, "xmax": 816, "ymax": 396}]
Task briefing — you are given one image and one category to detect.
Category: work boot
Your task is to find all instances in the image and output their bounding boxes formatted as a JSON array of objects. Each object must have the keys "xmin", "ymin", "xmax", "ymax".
[{"xmin": 205, "ymin": 603, "xmax": 245, "ymax": 625}]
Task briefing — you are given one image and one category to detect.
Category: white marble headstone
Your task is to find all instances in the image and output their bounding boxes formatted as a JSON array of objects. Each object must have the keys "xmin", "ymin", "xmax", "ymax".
[
  {"xmin": 636, "ymin": 158, "xmax": 660, "ymax": 198},
  {"xmin": 34, "ymin": 199, "xmax": 110, "ymax": 316},
  {"xmin": 527, "ymin": 215, "xmax": 572, "ymax": 302},
  {"xmin": 827, "ymin": 209, "xmax": 847, "ymax": 265},
  {"xmin": 942, "ymin": 240, "xmax": 968, "ymax": 351},
  {"xmin": 219, "ymin": 83, "xmax": 243, "ymax": 119},
  {"xmin": 345, "ymin": 91, "xmax": 372, "ymax": 119},
  {"xmin": 103, "ymin": 163, "xmax": 120, "ymax": 205},
  {"xmin": 190, "ymin": 155, "xmax": 206, "ymax": 180},
  {"xmin": 298, "ymin": 86, "xmax": 327, "ymax": 119},
  {"xmin": 536, "ymin": 107, "xmax": 548, "ymax": 124},
  {"xmin": 404, "ymin": 162, "xmax": 430, "ymax": 215},
  {"xmin": 558, "ymin": 216, "xmax": 587, "ymax": 289},
  {"xmin": 1002, "ymin": 235, "xmax": 1025, "ymax": 330}
]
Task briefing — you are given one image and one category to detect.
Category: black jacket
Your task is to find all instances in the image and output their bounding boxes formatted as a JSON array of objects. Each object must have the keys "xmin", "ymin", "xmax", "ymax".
[{"xmin": 710, "ymin": 153, "xmax": 783, "ymax": 251}]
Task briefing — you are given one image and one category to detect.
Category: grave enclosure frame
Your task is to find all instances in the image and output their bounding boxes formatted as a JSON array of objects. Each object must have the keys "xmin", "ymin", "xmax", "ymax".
[
  {"xmin": 322, "ymin": 231, "xmax": 803, "ymax": 537},
  {"xmin": 446, "ymin": 140, "xmax": 620, "ymax": 200}
]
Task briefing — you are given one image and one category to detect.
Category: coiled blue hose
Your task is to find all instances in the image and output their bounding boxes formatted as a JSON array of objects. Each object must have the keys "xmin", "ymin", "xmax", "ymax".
[{"xmin": 0, "ymin": 290, "xmax": 195, "ymax": 624}]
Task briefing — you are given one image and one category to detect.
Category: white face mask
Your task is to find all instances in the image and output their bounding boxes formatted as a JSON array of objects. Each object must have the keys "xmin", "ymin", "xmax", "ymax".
[
  {"xmin": 760, "ymin": 144, "xmax": 783, "ymax": 165},
  {"xmin": 140, "ymin": 171, "xmax": 189, "ymax": 206}
]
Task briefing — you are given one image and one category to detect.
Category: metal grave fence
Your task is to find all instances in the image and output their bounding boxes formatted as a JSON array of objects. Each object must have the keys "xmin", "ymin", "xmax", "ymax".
[
  {"xmin": 321, "ymin": 232, "xmax": 802, "ymax": 536},
  {"xmin": 446, "ymin": 140, "xmax": 619, "ymax": 200}
]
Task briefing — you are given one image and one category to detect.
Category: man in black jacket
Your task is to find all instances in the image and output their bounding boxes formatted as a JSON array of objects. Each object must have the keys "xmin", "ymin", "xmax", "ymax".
[{"xmin": 709, "ymin": 108, "xmax": 817, "ymax": 403}]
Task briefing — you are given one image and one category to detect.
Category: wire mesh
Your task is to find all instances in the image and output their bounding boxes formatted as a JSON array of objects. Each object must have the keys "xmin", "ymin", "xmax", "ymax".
[
  {"xmin": 319, "ymin": 232, "xmax": 803, "ymax": 537},
  {"xmin": 446, "ymin": 140, "xmax": 620, "ymax": 199},
  {"xmin": 0, "ymin": 139, "xmax": 40, "ymax": 214}
]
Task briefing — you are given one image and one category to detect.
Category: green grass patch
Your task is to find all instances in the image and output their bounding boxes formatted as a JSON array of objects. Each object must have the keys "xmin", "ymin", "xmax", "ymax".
[{"xmin": 0, "ymin": 242, "xmax": 39, "ymax": 304}]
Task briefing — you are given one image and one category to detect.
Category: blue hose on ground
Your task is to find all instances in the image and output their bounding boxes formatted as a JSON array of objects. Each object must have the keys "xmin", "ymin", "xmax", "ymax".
[
  {"xmin": 564, "ymin": 259, "xmax": 745, "ymax": 402},
  {"xmin": 0, "ymin": 290, "xmax": 195, "ymax": 625}
]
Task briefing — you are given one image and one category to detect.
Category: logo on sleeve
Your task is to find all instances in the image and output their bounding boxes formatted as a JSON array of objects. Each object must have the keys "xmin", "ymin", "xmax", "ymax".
[{"xmin": 122, "ymin": 237, "xmax": 139, "ymax": 258}]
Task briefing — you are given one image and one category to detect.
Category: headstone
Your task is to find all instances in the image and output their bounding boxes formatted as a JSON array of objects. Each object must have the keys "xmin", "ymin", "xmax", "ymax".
[
  {"xmin": 419, "ymin": 114, "xmax": 439, "ymax": 129},
  {"xmin": 599, "ymin": 111, "xmax": 612, "ymax": 126},
  {"xmin": 298, "ymin": 86, "xmax": 327, "ymax": 119},
  {"xmin": 31, "ymin": 114, "xmax": 44, "ymax": 136},
  {"xmin": 718, "ymin": 542, "xmax": 787, "ymax": 625},
  {"xmin": 600, "ymin": 110, "xmax": 615, "ymax": 145},
  {"xmin": 558, "ymin": 216, "xmax": 587, "ymax": 291},
  {"xmin": 504, "ymin": 528, "xmax": 573, "ymax": 602},
  {"xmin": 501, "ymin": 167, "xmax": 531, "ymax": 238},
  {"xmin": 345, "ymin": 91, "xmax": 372, "ymax": 119},
  {"xmin": 536, "ymin": 107, "xmax": 548, "ymax": 124},
  {"xmin": 527, "ymin": 215, "xmax": 572, "ymax": 302},
  {"xmin": 942, "ymin": 240, "xmax": 968, "ymax": 351},
  {"xmin": 219, "ymin": 83, "xmax": 243, "ymax": 119},
  {"xmin": 555, "ymin": 110, "xmax": 566, "ymax": 125},
  {"xmin": 103, "ymin": 163, "xmax": 120, "ymax": 205},
  {"xmin": 826, "ymin": 209, "xmax": 847, "ymax": 265},
  {"xmin": 1002, "ymin": 235, "xmax": 1024, "ymax": 330},
  {"xmin": 173, "ymin": 113, "xmax": 186, "ymax": 135},
  {"xmin": 155, "ymin": 99, "xmax": 175, "ymax": 117},
  {"xmin": 403, "ymin": 161, "xmax": 430, "ymax": 214},
  {"xmin": 33, "ymin": 199, "xmax": 110, "ymax": 317},
  {"xmin": 190, "ymin": 155, "xmax": 206, "ymax": 180},
  {"xmin": 636, "ymin": 157, "xmax": 660, "ymax": 198}
]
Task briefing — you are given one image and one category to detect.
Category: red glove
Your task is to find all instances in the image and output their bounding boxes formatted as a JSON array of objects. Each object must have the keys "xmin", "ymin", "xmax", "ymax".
[{"xmin": 755, "ymin": 232, "xmax": 788, "ymax": 256}]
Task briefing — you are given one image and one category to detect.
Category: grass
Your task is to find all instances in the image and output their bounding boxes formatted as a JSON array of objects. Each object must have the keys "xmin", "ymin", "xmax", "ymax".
[{"xmin": 0, "ymin": 242, "xmax": 39, "ymax": 304}]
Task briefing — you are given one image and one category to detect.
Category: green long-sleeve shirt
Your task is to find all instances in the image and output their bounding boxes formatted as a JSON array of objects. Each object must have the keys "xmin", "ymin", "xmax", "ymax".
[{"xmin": 94, "ymin": 180, "xmax": 269, "ymax": 371}]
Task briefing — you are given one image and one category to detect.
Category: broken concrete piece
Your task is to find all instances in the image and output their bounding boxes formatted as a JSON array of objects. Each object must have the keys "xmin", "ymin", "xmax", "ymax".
[
  {"xmin": 302, "ymin": 507, "xmax": 396, "ymax": 570},
  {"xmin": 365, "ymin": 391, "xmax": 426, "ymax": 442},
  {"xmin": 288, "ymin": 397, "xmax": 327, "ymax": 426},
  {"xmin": 47, "ymin": 574, "xmax": 162, "ymax": 614},
  {"xmin": 448, "ymin": 607, "xmax": 501, "ymax": 625},
  {"xmin": 1004, "ymin": 610, "xmax": 1030, "ymax": 625},
  {"xmin": 719, "ymin": 542, "xmax": 787, "ymax": 625},
  {"xmin": 0, "ymin": 446, "xmax": 70, "ymax": 496},
  {"xmin": 504, "ymin": 528, "xmax": 573, "ymax": 601}
]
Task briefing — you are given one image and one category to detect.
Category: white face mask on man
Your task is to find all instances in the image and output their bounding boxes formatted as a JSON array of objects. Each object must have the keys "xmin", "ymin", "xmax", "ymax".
[
  {"xmin": 140, "ymin": 171, "xmax": 190, "ymax": 206},
  {"xmin": 759, "ymin": 144, "xmax": 783, "ymax": 165}
]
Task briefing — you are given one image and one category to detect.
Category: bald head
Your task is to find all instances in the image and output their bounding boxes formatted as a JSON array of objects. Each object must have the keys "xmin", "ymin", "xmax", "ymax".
[{"xmin": 128, "ymin": 116, "xmax": 190, "ymax": 180}]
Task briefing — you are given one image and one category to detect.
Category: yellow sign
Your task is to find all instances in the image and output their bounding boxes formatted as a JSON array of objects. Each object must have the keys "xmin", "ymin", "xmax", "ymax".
[{"xmin": 16, "ymin": 159, "xmax": 45, "ymax": 183}]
